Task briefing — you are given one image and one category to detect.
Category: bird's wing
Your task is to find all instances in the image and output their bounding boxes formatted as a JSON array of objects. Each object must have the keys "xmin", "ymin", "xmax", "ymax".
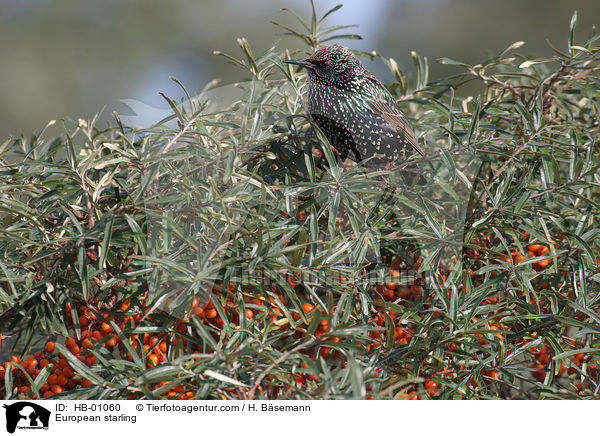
[{"xmin": 361, "ymin": 74, "xmax": 423, "ymax": 156}]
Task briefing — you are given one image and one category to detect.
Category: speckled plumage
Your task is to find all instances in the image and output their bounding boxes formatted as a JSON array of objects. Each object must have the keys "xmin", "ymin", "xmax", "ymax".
[{"xmin": 285, "ymin": 44, "xmax": 421, "ymax": 166}]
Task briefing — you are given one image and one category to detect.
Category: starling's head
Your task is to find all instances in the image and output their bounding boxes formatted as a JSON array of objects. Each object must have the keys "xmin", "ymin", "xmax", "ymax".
[{"xmin": 284, "ymin": 44, "xmax": 363, "ymax": 86}]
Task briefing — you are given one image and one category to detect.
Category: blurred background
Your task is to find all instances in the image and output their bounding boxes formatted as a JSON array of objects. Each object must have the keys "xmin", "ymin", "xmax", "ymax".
[{"xmin": 1, "ymin": 0, "xmax": 599, "ymax": 139}]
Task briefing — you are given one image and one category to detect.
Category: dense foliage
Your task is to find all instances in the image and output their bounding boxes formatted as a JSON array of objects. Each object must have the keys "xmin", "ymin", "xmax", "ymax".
[{"xmin": 0, "ymin": 4, "xmax": 599, "ymax": 399}]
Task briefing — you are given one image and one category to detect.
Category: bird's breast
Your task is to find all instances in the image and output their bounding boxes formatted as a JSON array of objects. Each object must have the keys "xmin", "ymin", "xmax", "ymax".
[{"xmin": 308, "ymin": 83, "xmax": 382, "ymax": 136}]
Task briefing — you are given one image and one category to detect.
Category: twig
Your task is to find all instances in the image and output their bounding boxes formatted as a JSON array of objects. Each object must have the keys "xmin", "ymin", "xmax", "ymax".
[
  {"xmin": 247, "ymin": 336, "xmax": 318, "ymax": 399},
  {"xmin": 163, "ymin": 114, "xmax": 202, "ymax": 155}
]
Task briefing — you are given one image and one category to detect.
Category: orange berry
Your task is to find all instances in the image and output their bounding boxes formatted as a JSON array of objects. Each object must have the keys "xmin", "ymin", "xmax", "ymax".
[
  {"xmin": 386, "ymin": 269, "xmax": 401, "ymax": 290},
  {"xmin": 319, "ymin": 319, "xmax": 329, "ymax": 330},
  {"xmin": 192, "ymin": 296, "xmax": 201, "ymax": 307},
  {"xmin": 531, "ymin": 364, "xmax": 546, "ymax": 383},
  {"xmin": 511, "ymin": 251, "xmax": 525, "ymax": 264},
  {"xmin": 538, "ymin": 245, "xmax": 550, "ymax": 255},
  {"xmin": 81, "ymin": 379, "xmax": 93, "ymax": 388},
  {"xmin": 92, "ymin": 330, "xmax": 103, "ymax": 341},
  {"xmin": 39, "ymin": 359, "xmax": 50, "ymax": 369},
  {"xmin": 63, "ymin": 367, "xmax": 74, "ymax": 378},
  {"xmin": 191, "ymin": 306, "xmax": 205, "ymax": 318},
  {"xmin": 159, "ymin": 341, "xmax": 167, "ymax": 353},
  {"xmin": 302, "ymin": 303, "xmax": 314, "ymax": 313},
  {"xmin": 409, "ymin": 285, "xmax": 422, "ymax": 299},
  {"xmin": 213, "ymin": 317, "xmax": 224, "ymax": 329},
  {"xmin": 382, "ymin": 288, "xmax": 395, "ymax": 299},
  {"xmin": 66, "ymin": 338, "xmax": 76, "ymax": 349},
  {"xmin": 528, "ymin": 244, "xmax": 544, "ymax": 253},
  {"xmin": 147, "ymin": 354, "xmax": 159, "ymax": 367},
  {"xmin": 397, "ymin": 287, "xmax": 411, "ymax": 299},
  {"xmin": 45, "ymin": 342, "xmax": 55, "ymax": 353},
  {"xmin": 424, "ymin": 379, "xmax": 440, "ymax": 391},
  {"xmin": 51, "ymin": 385, "xmax": 63, "ymax": 394},
  {"xmin": 57, "ymin": 375, "xmax": 68, "ymax": 386},
  {"xmin": 18, "ymin": 386, "xmax": 30, "ymax": 394},
  {"xmin": 535, "ymin": 352, "xmax": 549, "ymax": 365},
  {"xmin": 537, "ymin": 259, "xmax": 551, "ymax": 269},
  {"xmin": 47, "ymin": 374, "xmax": 58, "ymax": 385},
  {"xmin": 99, "ymin": 322, "xmax": 112, "ymax": 334},
  {"xmin": 489, "ymin": 324, "xmax": 503, "ymax": 340},
  {"xmin": 484, "ymin": 370, "xmax": 500, "ymax": 380},
  {"xmin": 408, "ymin": 391, "xmax": 421, "ymax": 400},
  {"xmin": 43, "ymin": 391, "xmax": 53, "ymax": 398},
  {"xmin": 245, "ymin": 309, "xmax": 254, "ymax": 319},
  {"xmin": 82, "ymin": 338, "xmax": 93, "ymax": 349}
]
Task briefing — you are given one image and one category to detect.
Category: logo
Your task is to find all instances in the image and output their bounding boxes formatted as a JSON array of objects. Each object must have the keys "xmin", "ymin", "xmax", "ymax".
[{"xmin": 2, "ymin": 402, "xmax": 50, "ymax": 433}]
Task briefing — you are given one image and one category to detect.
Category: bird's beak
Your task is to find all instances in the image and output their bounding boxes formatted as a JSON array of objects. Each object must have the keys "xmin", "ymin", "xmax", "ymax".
[{"xmin": 283, "ymin": 58, "xmax": 314, "ymax": 69}]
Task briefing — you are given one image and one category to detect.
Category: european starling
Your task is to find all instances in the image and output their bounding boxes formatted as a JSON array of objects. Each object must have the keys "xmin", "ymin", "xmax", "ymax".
[{"xmin": 284, "ymin": 44, "xmax": 422, "ymax": 167}]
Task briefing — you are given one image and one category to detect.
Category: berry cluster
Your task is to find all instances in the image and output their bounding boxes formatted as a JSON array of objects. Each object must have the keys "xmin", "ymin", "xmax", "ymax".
[{"xmin": 1, "ymin": 230, "xmax": 598, "ymax": 399}]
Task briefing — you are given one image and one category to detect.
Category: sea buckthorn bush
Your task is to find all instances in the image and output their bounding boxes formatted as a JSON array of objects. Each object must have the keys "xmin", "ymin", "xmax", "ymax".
[{"xmin": 0, "ymin": 4, "xmax": 599, "ymax": 399}]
